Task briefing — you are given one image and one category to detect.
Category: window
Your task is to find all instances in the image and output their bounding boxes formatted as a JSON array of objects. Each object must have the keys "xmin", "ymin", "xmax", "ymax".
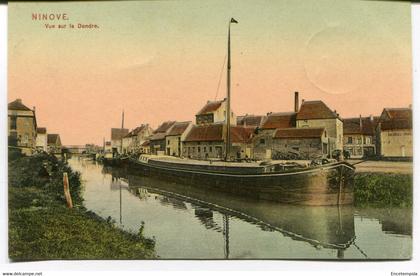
[
  {"xmin": 209, "ymin": 146, "xmax": 212, "ymax": 152},
  {"xmin": 347, "ymin": 137, "xmax": 353, "ymax": 144},
  {"xmin": 357, "ymin": 137, "xmax": 362, "ymax": 145},
  {"xmin": 366, "ymin": 137, "xmax": 371, "ymax": 144},
  {"xmin": 167, "ymin": 140, "xmax": 170, "ymax": 145},
  {"xmin": 198, "ymin": 147, "xmax": 201, "ymax": 153},
  {"xmin": 260, "ymin": 138, "xmax": 265, "ymax": 145},
  {"xmin": 10, "ymin": 116, "xmax": 17, "ymax": 130},
  {"xmin": 204, "ymin": 146, "xmax": 207, "ymax": 152}
]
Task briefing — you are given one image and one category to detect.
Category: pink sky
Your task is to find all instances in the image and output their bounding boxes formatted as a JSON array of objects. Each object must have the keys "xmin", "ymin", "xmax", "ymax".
[{"xmin": 8, "ymin": 1, "xmax": 412, "ymax": 145}]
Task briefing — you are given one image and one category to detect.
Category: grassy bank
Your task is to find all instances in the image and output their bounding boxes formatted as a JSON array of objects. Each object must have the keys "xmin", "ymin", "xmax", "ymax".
[
  {"xmin": 8, "ymin": 152, "xmax": 156, "ymax": 261},
  {"xmin": 354, "ymin": 172, "xmax": 412, "ymax": 207}
]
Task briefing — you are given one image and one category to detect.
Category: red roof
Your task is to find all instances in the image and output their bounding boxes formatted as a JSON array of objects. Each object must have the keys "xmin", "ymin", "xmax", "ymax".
[
  {"xmin": 166, "ymin": 121, "xmax": 191, "ymax": 136},
  {"xmin": 155, "ymin": 121, "xmax": 176, "ymax": 133},
  {"xmin": 273, "ymin": 128, "xmax": 325, "ymax": 139},
  {"xmin": 379, "ymin": 108, "xmax": 412, "ymax": 131},
  {"xmin": 196, "ymin": 99, "xmax": 225, "ymax": 115},
  {"xmin": 231, "ymin": 126, "xmax": 255, "ymax": 143},
  {"xmin": 260, "ymin": 112, "xmax": 296, "ymax": 129},
  {"xmin": 237, "ymin": 115, "xmax": 266, "ymax": 127},
  {"xmin": 149, "ymin": 132, "xmax": 166, "ymax": 141},
  {"xmin": 124, "ymin": 124, "xmax": 150, "ymax": 138},
  {"xmin": 381, "ymin": 108, "xmax": 412, "ymax": 121},
  {"xmin": 8, "ymin": 99, "xmax": 32, "ymax": 111},
  {"xmin": 343, "ymin": 117, "xmax": 379, "ymax": 135},
  {"xmin": 184, "ymin": 124, "xmax": 224, "ymax": 142},
  {"xmin": 381, "ymin": 120, "xmax": 412, "ymax": 131},
  {"xmin": 296, "ymin": 101, "xmax": 338, "ymax": 120},
  {"xmin": 184, "ymin": 124, "xmax": 254, "ymax": 143},
  {"xmin": 37, "ymin": 127, "xmax": 47, "ymax": 134}
]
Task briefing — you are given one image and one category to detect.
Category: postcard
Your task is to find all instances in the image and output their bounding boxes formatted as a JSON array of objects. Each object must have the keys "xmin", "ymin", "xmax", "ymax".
[{"xmin": 6, "ymin": 0, "xmax": 413, "ymax": 261}]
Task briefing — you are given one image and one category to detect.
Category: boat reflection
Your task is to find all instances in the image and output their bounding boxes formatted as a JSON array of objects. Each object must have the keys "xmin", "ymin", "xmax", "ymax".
[{"xmin": 125, "ymin": 174, "xmax": 356, "ymax": 258}]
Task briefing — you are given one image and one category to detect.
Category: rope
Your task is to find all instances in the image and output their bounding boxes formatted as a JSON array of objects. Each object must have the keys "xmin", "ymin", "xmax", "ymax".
[{"xmin": 215, "ymin": 53, "xmax": 227, "ymax": 100}]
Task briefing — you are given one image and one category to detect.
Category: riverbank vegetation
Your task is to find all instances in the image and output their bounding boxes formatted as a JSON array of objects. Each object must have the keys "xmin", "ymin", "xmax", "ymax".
[
  {"xmin": 354, "ymin": 172, "xmax": 412, "ymax": 207},
  {"xmin": 8, "ymin": 151, "xmax": 156, "ymax": 261}
]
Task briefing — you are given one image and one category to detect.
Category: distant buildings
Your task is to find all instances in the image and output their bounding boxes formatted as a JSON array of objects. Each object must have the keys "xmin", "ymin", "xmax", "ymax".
[
  {"xmin": 149, "ymin": 121, "xmax": 176, "ymax": 155},
  {"xmin": 377, "ymin": 108, "xmax": 412, "ymax": 158},
  {"xmin": 195, "ymin": 98, "xmax": 236, "ymax": 126},
  {"xmin": 271, "ymin": 128, "xmax": 328, "ymax": 160},
  {"xmin": 36, "ymin": 127, "xmax": 48, "ymax": 152},
  {"xmin": 343, "ymin": 116, "xmax": 378, "ymax": 158},
  {"xmin": 165, "ymin": 121, "xmax": 193, "ymax": 157},
  {"xmin": 252, "ymin": 112, "xmax": 297, "ymax": 160},
  {"xmin": 296, "ymin": 100, "xmax": 343, "ymax": 154},
  {"xmin": 47, "ymin": 134, "xmax": 62, "ymax": 154},
  {"xmin": 110, "ymin": 128, "xmax": 129, "ymax": 154},
  {"xmin": 122, "ymin": 124, "xmax": 154, "ymax": 154},
  {"xmin": 183, "ymin": 124, "xmax": 254, "ymax": 159},
  {"xmin": 8, "ymin": 99, "xmax": 37, "ymax": 155}
]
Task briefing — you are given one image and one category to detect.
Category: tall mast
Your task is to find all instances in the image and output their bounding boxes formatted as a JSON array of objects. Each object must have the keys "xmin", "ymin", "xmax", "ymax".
[
  {"xmin": 225, "ymin": 18, "xmax": 238, "ymax": 160},
  {"xmin": 120, "ymin": 110, "xmax": 124, "ymax": 154}
]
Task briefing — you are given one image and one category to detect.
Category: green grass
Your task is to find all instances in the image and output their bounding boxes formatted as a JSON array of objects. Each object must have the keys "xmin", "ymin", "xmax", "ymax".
[
  {"xmin": 354, "ymin": 173, "xmax": 412, "ymax": 207},
  {"xmin": 8, "ymin": 153, "xmax": 156, "ymax": 261}
]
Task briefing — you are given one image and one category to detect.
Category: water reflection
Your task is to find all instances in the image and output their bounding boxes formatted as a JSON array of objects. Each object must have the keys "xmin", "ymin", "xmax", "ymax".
[{"xmin": 71, "ymin": 159, "xmax": 412, "ymax": 259}]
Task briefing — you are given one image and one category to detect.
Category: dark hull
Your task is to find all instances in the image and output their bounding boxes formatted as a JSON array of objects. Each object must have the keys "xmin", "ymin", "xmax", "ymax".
[
  {"xmin": 102, "ymin": 157, "xmax": 129, "ymax": 167},
  {"xmin": 128, "ymin": 159, "xmax": 354, "ymax": 206}
]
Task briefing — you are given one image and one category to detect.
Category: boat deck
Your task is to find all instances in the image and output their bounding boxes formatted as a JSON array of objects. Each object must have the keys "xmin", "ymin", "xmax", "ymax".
[{"xmin": 139, "ymin": 155, "xmax": 314, "ymax": 168}]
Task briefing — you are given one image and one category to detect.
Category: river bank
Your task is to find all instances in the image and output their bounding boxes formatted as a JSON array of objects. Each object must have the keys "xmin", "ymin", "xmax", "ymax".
[{"xmin": 8, "ymin": 152, "xmax": 156, "ymax": 261}]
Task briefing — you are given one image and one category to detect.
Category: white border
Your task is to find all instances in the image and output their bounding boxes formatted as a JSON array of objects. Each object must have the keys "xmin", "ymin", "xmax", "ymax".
[{"xmin": 0, "ymin": 2, "xmax": 419, "ymax": 275}]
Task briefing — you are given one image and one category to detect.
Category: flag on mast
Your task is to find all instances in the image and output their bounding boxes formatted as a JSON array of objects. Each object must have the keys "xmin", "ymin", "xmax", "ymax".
[{"xmin": 230, "ymin": 18, "xmax": 238, "ymax": 24}]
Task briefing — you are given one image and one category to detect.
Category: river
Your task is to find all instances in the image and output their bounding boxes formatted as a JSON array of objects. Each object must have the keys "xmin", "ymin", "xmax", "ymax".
[{"xmin": 68, "ymin": 158, "xmax": 412, "ymax": 260}]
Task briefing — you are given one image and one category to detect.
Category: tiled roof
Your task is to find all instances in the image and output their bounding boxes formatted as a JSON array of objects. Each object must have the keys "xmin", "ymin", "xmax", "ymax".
[
  {"xmin": 149, "ymin": 132, "xmax": 166, "ymax": 141},
  {"xmin": 343, "ymin": 117, "xmax": 379, "ymax": 135},
  {"xmin": 231, "ymin": 126, "xmax": 255, "ymax": 143},
  {"xmin": 237, "ymin": 115, "xmax": 266, "ymax": 127},
  {"xmin": 124, "ymin": 124, "xmax": 150, "ymax": 138},
  {"xmin": 196, "ymin": 99, "xmax": 225, "ymax": 115},
  {"xmin": 167, "ymin": 121, "xmax": 191, "ymax": 136},
  {"xmin": 8, "ymin": 99, "xmax": 32, "ymax": 111},
  {"xmin": 111, "ymin": 128, "xmax": 129, "ymax": 140},
  {"xmin": 381, "ymin": 119, "xmax": 412, "ymax": 131},
  {"xmin": 37, "ymin": 127, "xmax": 47, "ymax": 134},
  {"xmin": 184, "ymin": 124, "xmax": 255, "ymax": 143},
  {"xmin": 381, "ymin": 108, "xmax": 412, "ymax": 121},
  {"xmin": 260, "ymin": 112, "xmax": 296, "ymax": 129},
  {"xmin": 296, "ymin": 101, "xmax": 338, "ymax": 120},
  {"xmin": 273, "ymin": 128, "xmax": 325, "ymax": 139},
  {"xmin": 155, "ymin": 121, "xmax": 176, "ymax": 133},
  {"xmin": 379, "ymin": 108, "xmax": 412, "ymax": 131},
  {"xmin": 184, "ymin": 124, "xmax": 224, "ymax": 142},
  {"xmin": 141, "ymin": 140, "xmax": 150, "ymax": 147},
  {"xmin": 47, "ymin": 134, "xmax": 60, "ymax": 144}
]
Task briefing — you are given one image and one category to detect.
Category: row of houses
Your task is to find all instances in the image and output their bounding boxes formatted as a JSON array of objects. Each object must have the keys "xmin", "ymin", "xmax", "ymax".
[
  {"xmin": 343, "ymin": 108, "xmax": 413, "ymax": 159},
  {"xmin": 106, "ymin": 92, "xmax": 412, "ymax": 160},
  {"xmin": 8, "ymin": 99, "xmax": 62, "ymax": 155}
]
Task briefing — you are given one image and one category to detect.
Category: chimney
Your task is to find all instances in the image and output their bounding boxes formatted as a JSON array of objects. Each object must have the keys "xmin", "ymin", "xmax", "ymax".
[
  {"xmin": 301, "ymin": 99, "xmax": 305, "ymax": 105},
  {"xmin": 359, "ymin": 115, "xmax": 362, "ymax": 129},
  {"xmin": 294, "ymin": 91, "xmax": 299, "ymax": 112},
  {"xmin": 370, "ymin": 114, "xmax": 373, "ymax": 122},
  {"xmin": 16, "ymin": 98, "xmax": 22, "ymax": 103}
]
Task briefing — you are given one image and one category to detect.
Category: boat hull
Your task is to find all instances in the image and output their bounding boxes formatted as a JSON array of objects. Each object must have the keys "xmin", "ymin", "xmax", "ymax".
[{"xmin": 127, "ymin": 159, "xmax": 354, "ymax": 206}]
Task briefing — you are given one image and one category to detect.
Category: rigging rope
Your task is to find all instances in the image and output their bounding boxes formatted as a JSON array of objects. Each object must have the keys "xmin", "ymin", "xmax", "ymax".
[{"xmin": 214, "ymin": 53, "xmax": 227, "ymax": 100}]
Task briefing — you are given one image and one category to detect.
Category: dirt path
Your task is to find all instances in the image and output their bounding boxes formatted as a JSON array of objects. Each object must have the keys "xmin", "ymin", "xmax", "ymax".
[{"xmin": 348, "ymin": 160, "xmax": 413, "ymax": 174}]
